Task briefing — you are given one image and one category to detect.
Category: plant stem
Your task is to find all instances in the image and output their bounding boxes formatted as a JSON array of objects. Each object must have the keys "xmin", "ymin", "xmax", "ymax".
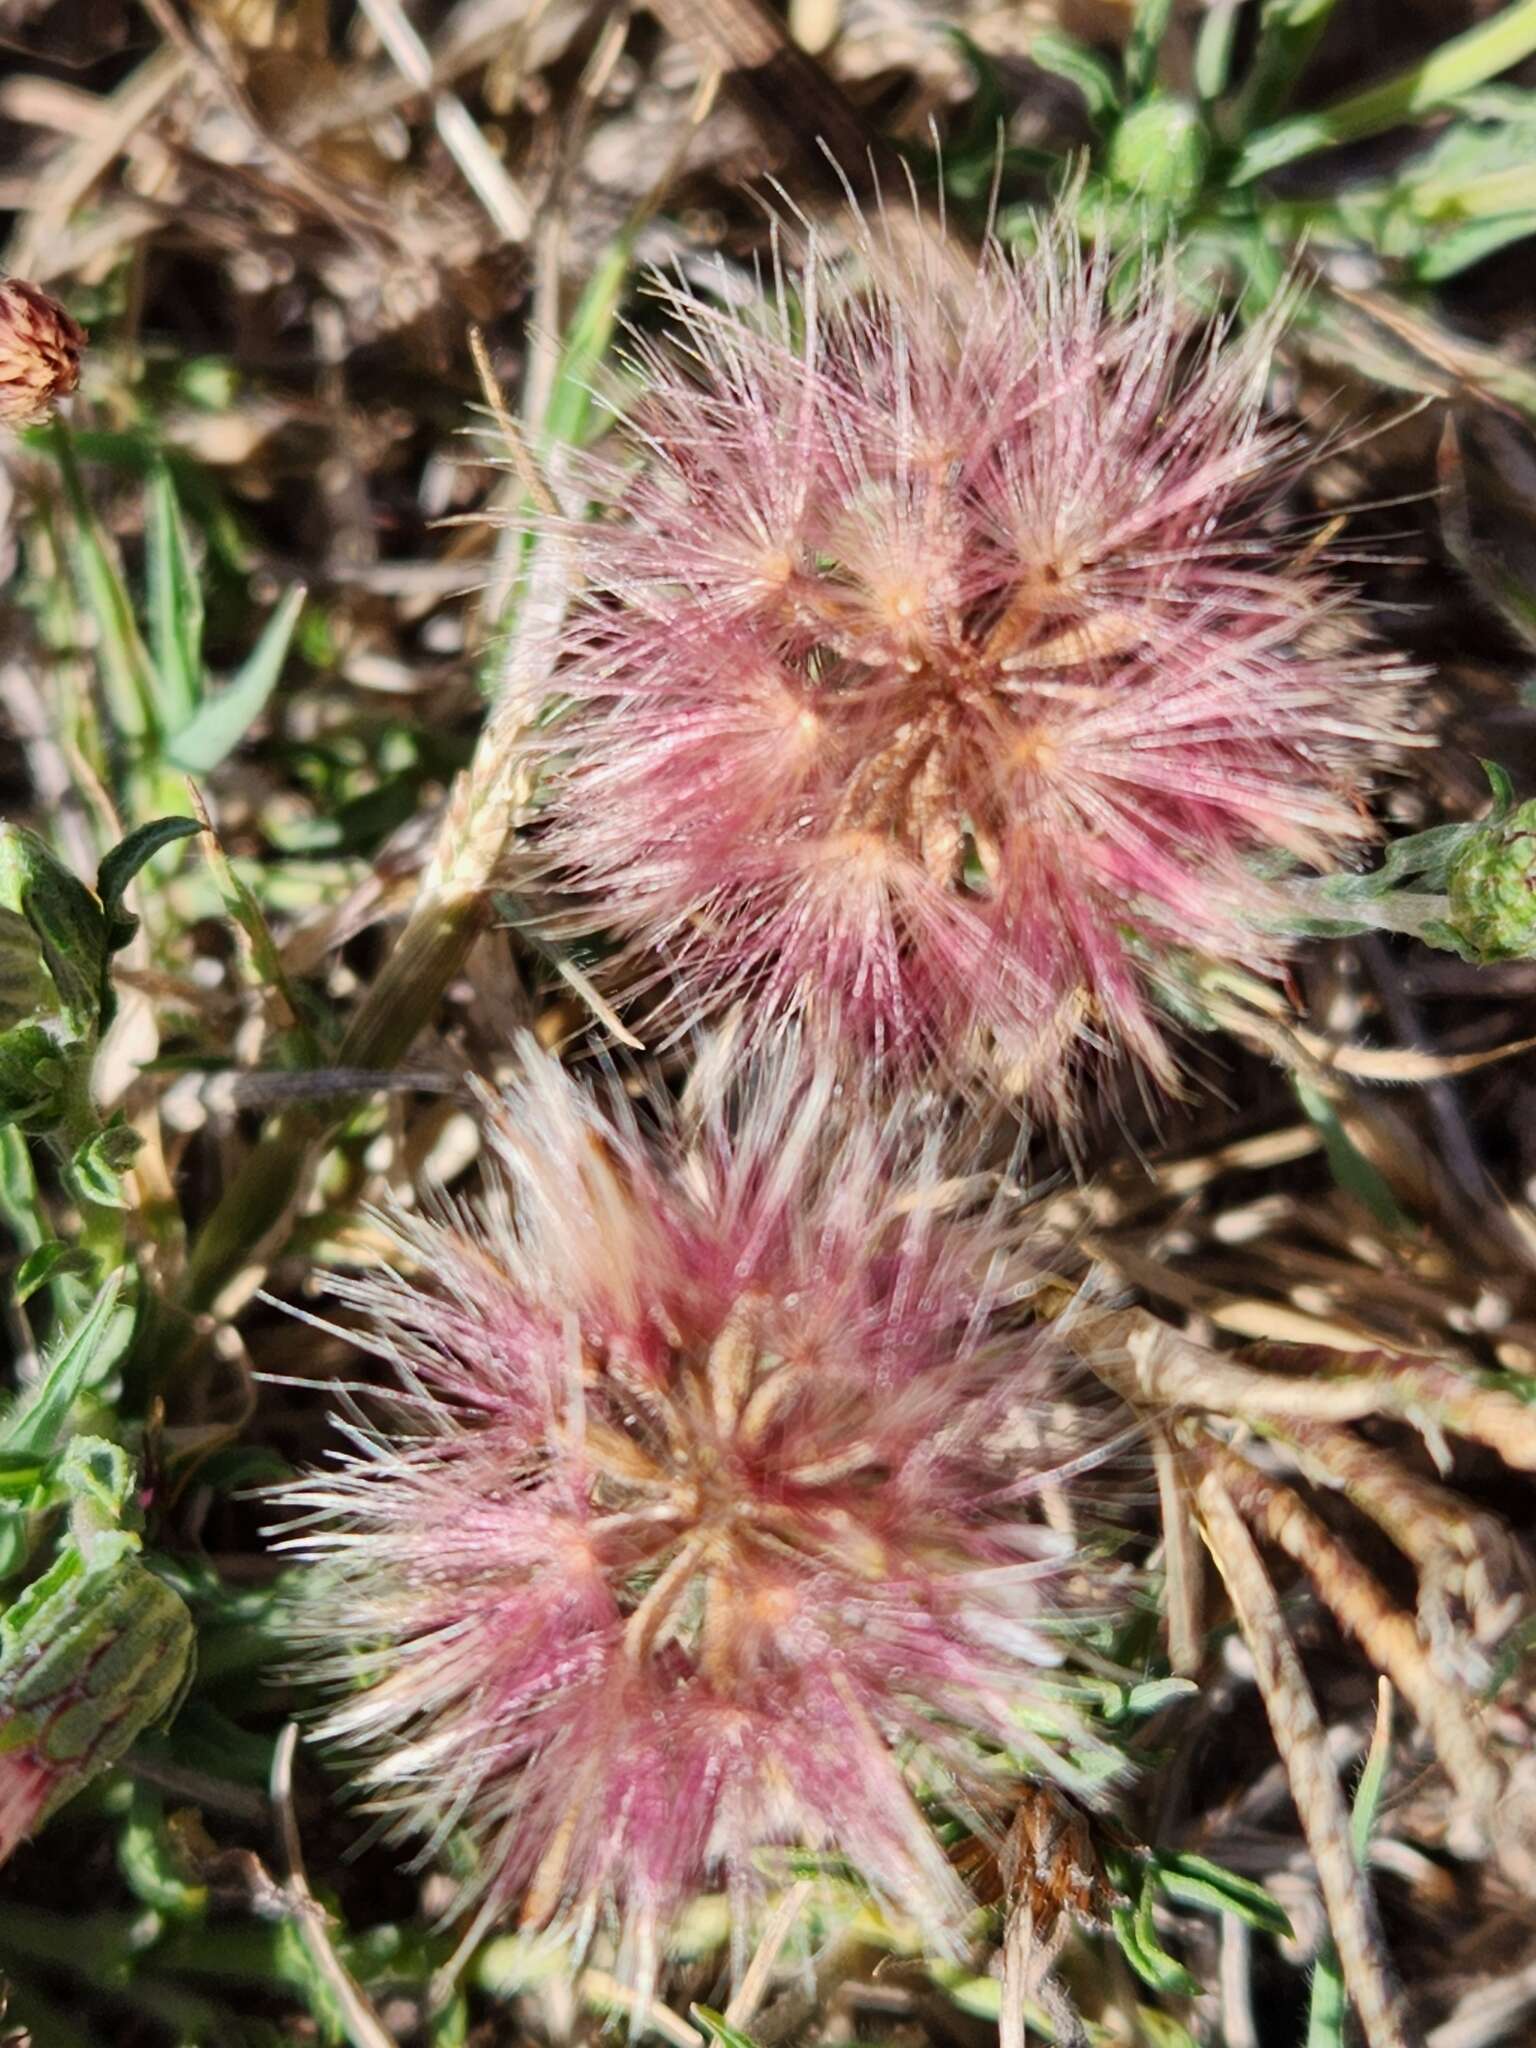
[
  {"xmin": 1232, "ymin": 0, "xmax": 1536, "ymax": 183},
  {"xmin": 178, "ymin": 886, "xmax": 492, "ymax": 1317}
]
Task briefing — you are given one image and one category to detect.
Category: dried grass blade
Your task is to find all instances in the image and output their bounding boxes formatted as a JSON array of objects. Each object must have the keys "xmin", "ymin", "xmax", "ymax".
[{"xmin": 1192, "ymin": 1458, "xmax": 1421, "ymax": 2048}]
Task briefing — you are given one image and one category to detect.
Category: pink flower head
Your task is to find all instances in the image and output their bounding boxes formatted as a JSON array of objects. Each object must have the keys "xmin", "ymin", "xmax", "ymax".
[
  {"xmin": 273, "ymin": 1047, "xmax": 1116, "ymax": 1984},
  {"xmin": 519, "ymin": 215, "xmax": 1408, "ymax": 1107}
]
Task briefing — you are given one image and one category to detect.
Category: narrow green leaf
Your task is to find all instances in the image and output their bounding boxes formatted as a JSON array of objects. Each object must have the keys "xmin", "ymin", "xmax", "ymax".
[
  {"xmin": 1294, "ymin": 1077, "xmax": 1412, "ymax": 1235},
  {"xmin": 1235, "ymin": 0, "xmax": 1341, "ymax": 129},
  {"xmin": 1112, "ymin": 1866, "xmax": 1203, "ymax": 1997},
  {"xmin": 1234, "ymin": 0, "xmax": 1536, "ymax": 184},
  {"xmin": 1121, "ymin": 1675, "xmax": 1200, "ymax": 1719},
  {"xmin": 1155, "ymin": 1852, "xmax": 1295, "ymax": 1937},
  {"xmin": 96, "ymin": 815, "xmax": 202, "ymax": 956},
  {"xmin": 14, "ymin": 1242, "xmax": 95, "ymax": 1305},
  {"xmin": 145, "ymin": 460, "xmax": 205, "ymax": 732},
  {"xmin": 1028, "ymin": 29, "xmax": 1123, "ymax": 122},
  {"xmin": 0, "ymin": 1275, "xmax": 124, "ymax": 1457},
  {"xmin": 1483, "ymin": 760, "xmax": 1517, "ymax": 817},
  {"xmin": 1193, "ymin": 0, "xmax": 1242, "ymax": 103},
  {"xmin": 1125, "ymin": 0, "xmax": 1175, "ymax": 99},
  {"xmin": 165, "ymin": 583, "xmax": 304, "ymax": 774},
  {"xmin": 1306, "ymin": 1685, "xmax": 1394, "ymax": 2047},
  {"xmin": 692, "ymin": 2008, "xmax": 762, "ymax": 2048},
  {"xmin": 47, "ymin": 422, "xmax": 162, "ymax": 745}
]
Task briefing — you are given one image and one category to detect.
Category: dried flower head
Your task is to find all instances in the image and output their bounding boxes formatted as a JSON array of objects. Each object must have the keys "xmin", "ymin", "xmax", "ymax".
[
  {"xmin": 520, "ymin": 216, "xmax": 1408, "ymax": 1106},
  {"xmin": 0, "ymin": 279, "xmax": 85, "ymax": 428},
  {"xmin": 274, "ymin": 1048, "xmax": 1114, "ymax": 1983}
]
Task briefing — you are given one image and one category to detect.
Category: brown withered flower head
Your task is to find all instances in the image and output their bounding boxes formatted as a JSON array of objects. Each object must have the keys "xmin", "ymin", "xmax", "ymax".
[{"xmin": 0, "ymin": 279, "xmax": 85, "ymax": 428}]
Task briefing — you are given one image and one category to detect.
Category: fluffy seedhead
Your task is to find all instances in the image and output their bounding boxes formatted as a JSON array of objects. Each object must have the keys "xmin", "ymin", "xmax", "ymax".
[
  {"xmin": 273, "ymin": 1049, "xmax": 1114, "ymax": 1986},
  {"xmin": 519, "ymin": 215, "xmax": 1408, "ymax": 1110}
]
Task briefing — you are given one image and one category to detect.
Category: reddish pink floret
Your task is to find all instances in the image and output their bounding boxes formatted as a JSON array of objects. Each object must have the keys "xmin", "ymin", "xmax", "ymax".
[
  {"xmin": 273, "ymin": 1051, "xmax": 1113, "ymax": 1980},
  {"xmin": 0, "ymin": 1749, "xmax": 55, "ymax": 1864},
  {"xmin": 520, "ymin": 221, "xmax": 1408, "ymax": 1105}
]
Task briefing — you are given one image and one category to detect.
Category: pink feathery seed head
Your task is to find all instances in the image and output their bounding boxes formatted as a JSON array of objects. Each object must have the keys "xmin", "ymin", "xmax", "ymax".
[
  {"xmin": 517, "ymin": 210, "xmax": 1412, "ymax": 1109},
  {"xmin": 270, "ymin": 1043, "xmax": 1122, "ymax": 1985}
]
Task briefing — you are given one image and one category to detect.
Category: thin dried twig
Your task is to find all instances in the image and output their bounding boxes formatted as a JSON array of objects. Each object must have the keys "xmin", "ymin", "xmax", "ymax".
[
  {"xmin": 1151, "ymin": 1419, "xmax": 1204, "ymax": 1675},
  {"xmin": 1079, "ymin": 1307, "xmax": 1536, "ymax": 1469},
  {"xmin": 1192, "ymin": 1460, "xmax": 1421, "ymax": 2048},
  {"xmin": 354, "ymin": 0, "xmax": 532, "ymax": 240},
  {"xmin": 1199, "ymin": 1440, "xmax": 1504, "ymax": 1816},
  {"xmin": 270, "ymin": 1725, "xmax": 396, "ymax": 2048},
  {"xmin": 723, "ymin": 1881, "xmax": 813, "ymax": 2029}
]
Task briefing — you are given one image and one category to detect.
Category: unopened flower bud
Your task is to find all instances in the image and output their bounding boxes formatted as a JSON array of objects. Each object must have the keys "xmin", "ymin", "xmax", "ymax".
[
  {"xmin": 1446, "ymin": 798, "xmax": 1536, "ymax": 961},
  {"xmin": 0, "ymin": 278, "xmax": 86, "ymax": 429},
  {"xmin": 0, "ymin": 1549, "xmax": 194, "ymax": 1862},
  {"xmin": 1108, "ymin": 94, "xmax": 1211, "ymax": 214}
]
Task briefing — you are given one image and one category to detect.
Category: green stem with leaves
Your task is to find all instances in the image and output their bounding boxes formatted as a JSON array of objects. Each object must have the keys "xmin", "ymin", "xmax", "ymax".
[{"xmin": 1232, "ymin": 0, "xmax": 1536, "ymax": 183}]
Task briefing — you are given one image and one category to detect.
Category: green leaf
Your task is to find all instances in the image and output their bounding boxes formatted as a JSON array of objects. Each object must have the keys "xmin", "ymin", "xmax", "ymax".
[
  {"xmin": 1306, "ymin": 1687, "xmax": 1394, "ymax": 2047},
  {"xmin": 1235, "ymin": 0, "xmax": 1341, "ymax": 129},
  {"xmin": 57, "ymin": 1435, "xmax": 137, "ymax": 1537},
  {"xmin": 1125, "ymin": 0, "xmax": 1174, "ymax": 99},
  {"xmin": 1028, "ymin": 29, "xmax": 1123, "ymax": 123},
  {"xmin": 1111, "ymin": 1865, "xmax": 1202, "ymax": 1997},
  {"xmin": 145, "ymin": 459, "xmax": 205, "ymax": 732},
  {"xmin": 96, "ymin": 814, "xmax": 202, "ymax": 955},
  {"xmin": 165, "ymin": 582, "xmax": 305, "ymax": 774},
  {"xmin": 117, "ymin": 1786, "xmax": 209, "ymax": 1918},
  {"xmin": 1154, "ymin": 1852, "xmax": 1294, "ymax": 1937},
  {"xmin": 0, "ymin": 1024, "xmax": 67, "ymax": 1131},
  {"xmin": 47, "ymin": 422, "xmax": 162, "ymax": 744},
  {"xmin": 0, "ymin": 904, "xmax": 53, "ymax": 1030},
  {"xmin": 1234, "ymin": 0, "xmax": 1536, "ymax": 185},
  {"xmin": 1193, "ymin": 0, "xmax": 1242, "ymax": 103},
  {"xmin": 1293, "ymin": 1078, "xmax": 1412, "ymax": 1234},
  {"xmin": 1135, "ymin": 2012, "xmax": 1198, "ymax": 2048},
  {"xmin": 0, "ymin": 826, "xmax": 107, "ymax": 1041},
  {"xmin": 692, "ymin": 2008, "xmax": 762, "ymax": 2048},
  {"xmin": 63, "ymin": 1120, "xmax": 142, "ymax": 1211},
  {"xmin": 0, "ymin": 1274, "xmax": 126, "ymax": 1458},
  {"xmin": 14, "ymin": 1242, "xmax": 95, "ymax": 1305},
  {"xmin": 1121, "ymin": 1676, "xmax": 1200, "ymax": 1719}
]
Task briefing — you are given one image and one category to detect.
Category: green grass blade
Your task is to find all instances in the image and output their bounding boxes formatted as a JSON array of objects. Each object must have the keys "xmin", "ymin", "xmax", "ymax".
[
  {"xmin": 48, "ymin": 422, "xmax": 161, "ymax": 746},
  {"xmin": 164, "ymin": 583, "xmax": 304, "ymax": 775},
  {"xmin": 1125, "ymin": 0, "xmax": 1175, "ymax": 99},
  {"xmin": 1233, "ymin": 0, "xmax": 1341, "ymax": 130},
  {"xmin": 145, "ymin": 460, "xmax": 205, "ymax": 732}
]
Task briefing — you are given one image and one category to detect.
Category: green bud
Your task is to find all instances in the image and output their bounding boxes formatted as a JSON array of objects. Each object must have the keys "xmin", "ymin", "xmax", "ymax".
[
  {"xmin": 1108, "ymin": 94, "xmax": 1211, "ymax": 214},
  {"xmin": 1446, "ymin": 797, "xmax": 1536, "ymax": 961},
  {"xmin": 0, "ymin": 1544, "xmax": 193, "ymax": 1853}
]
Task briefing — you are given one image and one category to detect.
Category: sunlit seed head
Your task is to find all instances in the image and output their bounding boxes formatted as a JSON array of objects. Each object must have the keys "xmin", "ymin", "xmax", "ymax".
[
  {"xmin": 271, "ymin": 1044, "xmax": 1118, "ymax": 1980},
  {"xmin": 518, "ymin": 207, "xmax": 1412, "ymax": 1112}
]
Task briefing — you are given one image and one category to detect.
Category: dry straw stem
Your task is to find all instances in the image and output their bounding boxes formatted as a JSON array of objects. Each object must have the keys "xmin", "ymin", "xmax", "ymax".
[
  {"xmin": 1274, "ymin": 1419, "xmax": 1528, "ymax": 1649},
  {"xmin": 1195, "ymin": 1439, "xmax": 1504, "ymax": 1821},
  {"xmin": 270, "ymin": 1724, "xmax": 395, "ymax": 2048},
  {"xmin": 1191, "ymin": 1457, "xmax": 1421, "ymax": 2048},
  {"xmin": 1150, "ymin": 1420, "xmax": 1206, "ymax": 1676},
  {"xmin": 1080, "ymin": 1305, "xmax": 1536, "ymax": 1468}
]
